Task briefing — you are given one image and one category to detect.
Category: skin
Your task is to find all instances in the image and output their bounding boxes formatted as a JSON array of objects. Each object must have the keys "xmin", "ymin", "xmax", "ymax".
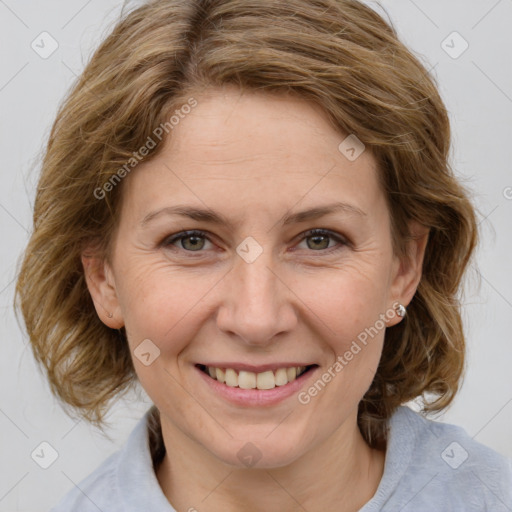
[{"xmin": 83, "ymin": 86, "xmax": 429, "ymax": 512}]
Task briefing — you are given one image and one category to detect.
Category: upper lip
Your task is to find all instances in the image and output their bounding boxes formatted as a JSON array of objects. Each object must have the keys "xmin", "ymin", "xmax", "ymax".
[{"xmin": 197, "ymin": 362, "xmax": 316, "ymax": 372}]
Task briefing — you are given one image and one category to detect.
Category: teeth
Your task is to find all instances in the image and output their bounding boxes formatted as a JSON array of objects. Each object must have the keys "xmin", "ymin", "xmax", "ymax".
[
  {"xmin": 274, "ymin": 368, "xmax": 288, "ymax": 386},
  {"xmin": 256, "ymin": 371, "xmax": 275, "ymax": 390},
  {"xmin": 287, "ymin": 367, "xmax": 297, "ymax": 381},
  {"xmin": 225, "ymin": 368, "xmax": 238, "ymax": 387},
  {"xmin": 203, "ymin": 365, "xmax": 308, "ymax": 389},
  {"xmin": 238, "ymin": 370, "xmax": 256, "ymax": 389},
  {"xmin": 215, "ymin": 368, "xmax": 225, "ymax": 384}
]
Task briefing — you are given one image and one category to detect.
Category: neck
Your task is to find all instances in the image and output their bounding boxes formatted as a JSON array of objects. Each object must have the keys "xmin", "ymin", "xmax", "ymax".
[{"xmin": 155, "ymin": 409, "xmax": 386, "ymax": 512}]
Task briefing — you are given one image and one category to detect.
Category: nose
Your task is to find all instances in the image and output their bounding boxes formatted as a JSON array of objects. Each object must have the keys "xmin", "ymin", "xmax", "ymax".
[{"xmin": 215, "ymin": 247, "xmax": 298, "ymax": 347}]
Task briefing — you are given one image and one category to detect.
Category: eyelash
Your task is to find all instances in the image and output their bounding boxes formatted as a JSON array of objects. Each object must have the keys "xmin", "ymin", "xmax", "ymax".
[{"xmin": 162, "ymin": 228, "xmax": 348, "ymax": 255}]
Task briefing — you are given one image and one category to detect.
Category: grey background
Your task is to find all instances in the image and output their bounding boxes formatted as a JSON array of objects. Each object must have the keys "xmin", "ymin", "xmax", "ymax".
[{"xmin": 0, "ymin": 0, "xmax": 511, "ymax": 510}]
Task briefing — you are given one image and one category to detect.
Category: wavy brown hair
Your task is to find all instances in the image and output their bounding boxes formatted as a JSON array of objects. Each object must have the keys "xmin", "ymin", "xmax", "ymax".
[{"xmin": 15, "ymin": 0, "xmax": 478, "ymax": 449}]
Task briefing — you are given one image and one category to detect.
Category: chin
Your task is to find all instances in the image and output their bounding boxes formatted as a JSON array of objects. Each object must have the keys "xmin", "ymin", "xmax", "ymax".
[{"xmin": 205, "ymin": 429, "xmax": 310, "ymax": 470}]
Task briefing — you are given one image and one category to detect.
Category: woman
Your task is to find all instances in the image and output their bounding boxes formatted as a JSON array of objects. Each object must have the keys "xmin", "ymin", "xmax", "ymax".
[{"xmin": 15, "ymin": 0, "xmax": 512, "ymax": 510}]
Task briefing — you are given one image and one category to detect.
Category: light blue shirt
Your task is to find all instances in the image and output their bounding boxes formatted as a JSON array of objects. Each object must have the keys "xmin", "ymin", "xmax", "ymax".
[{"xmin": 50, "ymin": 406, "xmax": 512, "ymax": 511}]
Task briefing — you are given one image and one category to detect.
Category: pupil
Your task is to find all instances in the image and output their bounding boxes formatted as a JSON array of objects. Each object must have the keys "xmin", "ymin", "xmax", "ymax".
[
  {"xmin": 309, "ymin": 235, "xmax": 328, "ymax": 250},
  {"xmin": 184, "ymin": 236, "xmax": 204, "ymax": 250}
]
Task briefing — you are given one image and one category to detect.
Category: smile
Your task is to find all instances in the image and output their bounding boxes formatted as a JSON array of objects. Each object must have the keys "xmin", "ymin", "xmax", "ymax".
[{"xmin": 197, "ymin": 364, "xmax": 315, "ymax": 390}]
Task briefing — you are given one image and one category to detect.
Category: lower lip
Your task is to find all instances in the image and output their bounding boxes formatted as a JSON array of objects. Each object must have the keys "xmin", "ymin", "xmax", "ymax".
[{"xmin": 195, "ymin": 366, "xmax": 318, "ymax": 406}]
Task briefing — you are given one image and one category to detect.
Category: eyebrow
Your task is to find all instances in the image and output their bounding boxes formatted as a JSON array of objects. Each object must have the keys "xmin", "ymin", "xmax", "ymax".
[{"xmin": 141, "ymin": 201, "xmax": 366, "ymax": 228}]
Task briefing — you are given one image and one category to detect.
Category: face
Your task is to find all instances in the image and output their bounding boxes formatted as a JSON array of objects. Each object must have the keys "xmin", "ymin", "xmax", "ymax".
[{"xmin": 85, "ymin": 86, "xmax": 424, "ymax": 468}]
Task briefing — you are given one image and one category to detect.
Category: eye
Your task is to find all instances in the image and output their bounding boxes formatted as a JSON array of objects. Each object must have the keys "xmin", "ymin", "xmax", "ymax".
[
  {"xmin": 295, "ymin": 228, "xmax": 348, "ymax": 252},
  {"xmin": 163, "ymin": 230, "xmax": 214, "ymax": 252},
  {"xmin": 161, "ymin": 228, "xmax": 348, "ymax": 255}
]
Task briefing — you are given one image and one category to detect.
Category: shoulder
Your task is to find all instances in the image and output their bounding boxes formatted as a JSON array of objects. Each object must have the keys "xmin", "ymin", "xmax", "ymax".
[
  {"xmin": 402, "ymin": 405, "xmax": 512, "ymax": 478},
  {"xmin": 50, "ymin": 407, "xmax": 173, "ymax": 512},
  {"xmin": 50, "ymin": 449, "xmax": 120, "ymax": 512},
  {"xmin": 366, "ymin": 406, "xmax": 512, "ymax": 512}
]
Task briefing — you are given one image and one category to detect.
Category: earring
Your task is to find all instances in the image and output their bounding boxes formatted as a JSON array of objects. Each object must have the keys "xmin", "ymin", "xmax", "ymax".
[
  {"xmin": 107, "ymin": 312, "xmax": 113, "ymax": 318},
  {"xmin": 395, "ymin": 303, "xmax": 407, "ymax": 318}
]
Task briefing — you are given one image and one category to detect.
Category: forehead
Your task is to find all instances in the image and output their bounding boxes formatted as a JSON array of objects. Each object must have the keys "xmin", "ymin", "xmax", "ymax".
[{"xmin": 120, "ymin": 87, "xmax": 384, "ymax": 224}]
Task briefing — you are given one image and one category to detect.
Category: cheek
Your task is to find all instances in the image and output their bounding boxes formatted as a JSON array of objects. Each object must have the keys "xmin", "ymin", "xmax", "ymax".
[
  {"xmin": 294, "ymin": 260, "xmax": 391, "ymax": 346},
  {"xmin": 291, "ymin": 259, "xmax": 391, "ymax": 403},
  {"xmin": 115, "ymin": 260, "xmax": 222, "ymax": 353},
  {"xmin": 294, "ymin": 271, "xmax": 388, "ymax": 421}
]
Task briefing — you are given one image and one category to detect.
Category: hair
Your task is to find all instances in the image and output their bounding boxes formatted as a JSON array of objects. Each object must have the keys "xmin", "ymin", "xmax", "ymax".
[{"xmin": 15, "ymin": 0, "xmax": 478, "ymax": 449}]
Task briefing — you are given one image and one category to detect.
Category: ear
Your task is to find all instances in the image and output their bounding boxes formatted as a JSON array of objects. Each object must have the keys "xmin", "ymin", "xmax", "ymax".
[
  {"xmin": 387, "ymin": 220, "xmax": 429, "ymax": 327},
  {"xmin": 81, "ymin": 250, "xmax": 124, "ymax": 329}
]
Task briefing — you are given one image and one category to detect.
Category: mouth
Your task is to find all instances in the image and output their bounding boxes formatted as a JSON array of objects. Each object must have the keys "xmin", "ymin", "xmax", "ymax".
[{"xmin": 195, "ymin": 363, "xmax": 318, "ymax": 390}]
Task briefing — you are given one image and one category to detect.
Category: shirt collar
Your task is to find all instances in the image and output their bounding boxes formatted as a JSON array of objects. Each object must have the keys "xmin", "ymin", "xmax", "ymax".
[{"xmin": 115, "ymin": 407, "xmax": 175, "ymax": 511}]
